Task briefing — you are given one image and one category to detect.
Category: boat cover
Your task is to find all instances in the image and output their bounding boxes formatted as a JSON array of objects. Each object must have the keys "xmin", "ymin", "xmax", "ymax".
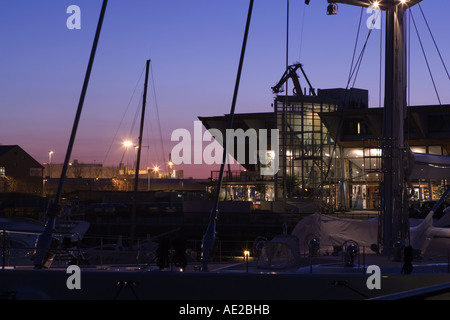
[
  {"xmin": 291, "ymin": 212, "xmax": 450, "ymax": 256},
  {"xmin": 291, "ymin": 213, "xmax": 379, "ymax": 255},
  {"xmin": 257, "ymin": 234, "xmax": 301, "ymax": 269}
]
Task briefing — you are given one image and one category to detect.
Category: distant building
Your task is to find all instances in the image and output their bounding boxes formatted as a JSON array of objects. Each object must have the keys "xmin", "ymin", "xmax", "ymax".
[
  {"xmin": 45, "ymin": 159, "xmax": 119, "ymax": 180},
  {"xmin": 43, "ymin": 159, "xmax": 203, "ymax": 198},
  {"xmin": 0, "ymin": 145, "xmax": 44, "ymax": 195}
]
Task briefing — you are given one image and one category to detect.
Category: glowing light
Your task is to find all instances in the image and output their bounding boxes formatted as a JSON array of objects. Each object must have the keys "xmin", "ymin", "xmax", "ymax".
[
  {"xmin": 153, "ymin": 165, "xmax": 159, "ymax": 172},
  {"xmin": 244, "ymin": 250, "xmax": 250, "ymax": 272},
  {"xmin": 373, "ymin": 1, "xmax": 380, "ymax": 8},
  {"xmin": 400, "ymin": 0, "xmax": 407, "ymax": 4},
  {"xmin": 366, "ymin": 148, "xmax": 382, "ymax": 157},
  {"xmin": 354, "ymin": 149, "xmax": 364, "ymax": 157},
  {"xmin": 123, "ymin": 140, "xmax": 133, "ymax": 148}
]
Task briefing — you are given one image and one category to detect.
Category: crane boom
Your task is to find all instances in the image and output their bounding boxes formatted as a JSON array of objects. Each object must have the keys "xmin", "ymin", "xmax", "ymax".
[{"xmin": 272, "ymin": 63, "xmax": 316, "ymax": 96}]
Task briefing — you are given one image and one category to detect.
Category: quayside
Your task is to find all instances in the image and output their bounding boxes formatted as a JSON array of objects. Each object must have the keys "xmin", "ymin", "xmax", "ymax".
[{"xmin": 1, "ymin": 252, "xmax": 450, "ymax": 300}]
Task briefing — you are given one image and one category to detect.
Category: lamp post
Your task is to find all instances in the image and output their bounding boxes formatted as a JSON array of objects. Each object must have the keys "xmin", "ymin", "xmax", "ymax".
[
  {"xmin": 153, "ymin": 165, "xmax": 159, "ymax": 178},
  {"xmin": 168, "ymin": 160, "xmax": 173, "ymax": 177},
  {"xmin": 147, "ymin": 167, "xmax": 151, "ymax": 191},
  {"xmin": 48, "ymin": 151, "xmax": 54, "ymax": 177},
  {"xmin": 123, "ymin": 140, "xmax": 132, "ymax": 173},
  {"xmin": 148, "ymin": 166, "xmax": 159, "ymax": 191},
  {"xmin": 168, "ymin": 153, "xmax": 174, "ymax": 177},
  {"xmin": 244, "ymin": 250, "xmax": 250, "ymax": 272}
]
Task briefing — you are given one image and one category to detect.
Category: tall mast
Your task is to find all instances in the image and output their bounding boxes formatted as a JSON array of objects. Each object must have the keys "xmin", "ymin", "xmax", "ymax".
[
  {"xmin": 34, "ymin": 0, "xmax": 108, "ymax": 268},
  {"xmin": 313, "ymin": 0, "xmax": 422, "ymax": 252},
  {"xmin": 201, "ymin": 0, "xmax": 254, "ymax": 271},
  {"xmin": 130, "ymin": 59, "xmax": 151, "ymax": 248},
  {"xmin": 382, "ymin": 1, "xmax": 409, "ymax": 253}
]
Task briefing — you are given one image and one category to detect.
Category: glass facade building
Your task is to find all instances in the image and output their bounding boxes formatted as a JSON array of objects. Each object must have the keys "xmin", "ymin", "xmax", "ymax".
[
  {"xmin": 274, "ymin": 95, "xmax": 339, "ymax": 207},
  {"xmin": 200, "ymin": 90, "xmax": 450, "ymax": 213},
  {"xmin": 274, "ymin": 89, "xmax": 450, "ymax": 212}
]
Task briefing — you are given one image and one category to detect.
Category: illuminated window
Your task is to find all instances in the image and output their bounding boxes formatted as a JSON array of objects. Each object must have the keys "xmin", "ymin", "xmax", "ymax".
[
  {"xmin": 0, "ymin": 167, "xmax": 5, "ymax": 178},
  {"xmin": 343, "ymin": 119, "xmax": 370, "ymax": 135}
]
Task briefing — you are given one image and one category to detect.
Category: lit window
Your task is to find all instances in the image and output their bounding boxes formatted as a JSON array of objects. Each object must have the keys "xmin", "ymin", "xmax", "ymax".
[{"xmin": 0, "ymin": 167, "xmax": 5, "ymax": 178}]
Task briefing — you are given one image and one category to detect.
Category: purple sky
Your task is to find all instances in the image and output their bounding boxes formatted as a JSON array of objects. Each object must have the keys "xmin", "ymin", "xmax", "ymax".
[{"xmin": 0, "ymin": 0, "xmax": 449, "ymax": 178}]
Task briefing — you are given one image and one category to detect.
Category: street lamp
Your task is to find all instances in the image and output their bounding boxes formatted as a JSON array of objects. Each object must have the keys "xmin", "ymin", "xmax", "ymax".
[
  {"xmin": 153, "ymin": 165, "xmax": 159, "ymax": 177},
  {"xmin": 168, "ymin": 153, "xmax": 174, "ymax": 177},
  {"xmin": 123, "ymin": 140, "xmax": 133, "ymax": 171},
  {"xmin": 123, "ymin": 140, "xmax": 132, "ymax": 148},
  {"xmin": 48, "ymin": 151, "xmax": 54, "ymax": 177},
  {"xmin": 147, "ymin": 165, "xmax": 160, "ymax": 191},
  {"xmin": 168, "ymin": 160, "xmax": 173, "ymax": 177},
  {"xmin": 244, "ymin": 250, "xmax": 250, "ymax": 272}
]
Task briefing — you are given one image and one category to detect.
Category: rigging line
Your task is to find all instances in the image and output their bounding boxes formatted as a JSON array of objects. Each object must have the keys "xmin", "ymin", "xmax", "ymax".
[
  {"xmin": 102, "ymin": 66, "xmax": 145, "ymax": 165},
  {"xmin": 144, "ymin": 94, "xmax": 152, "ymax": 168},
  {"xmin": 410, "ymin": 9, "xmax": 441, "ymax": 105},
  {"xmin": 341, "ymin": 8, "xmax": 364, "ymax": 116},
  {"xmin": 128, "ymin": 92, "xmax": 144, "ymax": 140},
  {"xmin": 346, "ymin": 12, "xmax": 378, "ymax": 89},
  {"xmin": 145, "ymin": 100, "xmax": 158, "ymax": 166},
  {"xmin": 347, "ymin": 7, "xmax": 364, "ymax": 88},
  {"xmin": 417, "ymin": 5, "xmax": 450, "ymax": 131},
  {"xmin": 149, "ymin": 62, "xmax": 167, "ymax": 166},
  {"xmin": 349, "ymin": 24, "xmax": 376, "ymax": 89},
  {"xmin": 286, "ymin": 0, "xmax": 289, "ymax": 69},
  {"xmin": 418, "ymin": 4, "xmax": 450, "ymax": 81},
  {"xmin": 298, "ymin": 0, "xmax": 306, "ymax": 61}
]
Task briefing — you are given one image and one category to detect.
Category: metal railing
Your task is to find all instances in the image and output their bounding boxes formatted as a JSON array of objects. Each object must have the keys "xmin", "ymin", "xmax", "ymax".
[{"xmin": 0, "ymin": 229, "xmax": 84, "ymax": 269}]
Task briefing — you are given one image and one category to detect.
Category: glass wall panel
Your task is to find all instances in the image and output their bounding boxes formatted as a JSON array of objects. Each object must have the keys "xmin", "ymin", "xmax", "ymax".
[{"xmin": 275, "ymin": 99, "xmax": 339, "ymax": 207}]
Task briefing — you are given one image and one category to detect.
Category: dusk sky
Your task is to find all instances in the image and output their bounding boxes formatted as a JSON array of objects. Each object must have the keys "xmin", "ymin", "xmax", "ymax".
[{"xmin": 1, "ymin": 0, "xmax": 449, "ymax": 178}]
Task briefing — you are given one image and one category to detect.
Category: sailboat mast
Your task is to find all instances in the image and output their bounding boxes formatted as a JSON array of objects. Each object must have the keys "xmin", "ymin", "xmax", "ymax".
[
  {"xmin": 34, "ymin": 0, "xmax": 108, "ymax": 268},
  {"xmin": 201, "ymin": 0, "xmax": 254, "ymax": 271},
  {"xmin": 381, "ymin": 3, "xmax": 409, "ymax": 253},
  {"xmin": 130, "ymin": 59, "xmax": 151, "ymax": 247},
  {"xmin": 315, "ymin": 0, "xmax": 422, "ymax": 252}
]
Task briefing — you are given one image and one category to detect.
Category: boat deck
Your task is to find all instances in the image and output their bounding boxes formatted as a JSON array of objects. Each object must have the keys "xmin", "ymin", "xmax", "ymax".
[{"xmin": 197, "ymin": 252, "xmax": 450, "ymax": 275}]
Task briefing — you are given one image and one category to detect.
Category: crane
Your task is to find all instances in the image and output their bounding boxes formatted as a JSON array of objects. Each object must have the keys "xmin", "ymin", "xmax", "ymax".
[{"xmin": 271, "ymin": 63, "xmax": 316, "ymax": 97}]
